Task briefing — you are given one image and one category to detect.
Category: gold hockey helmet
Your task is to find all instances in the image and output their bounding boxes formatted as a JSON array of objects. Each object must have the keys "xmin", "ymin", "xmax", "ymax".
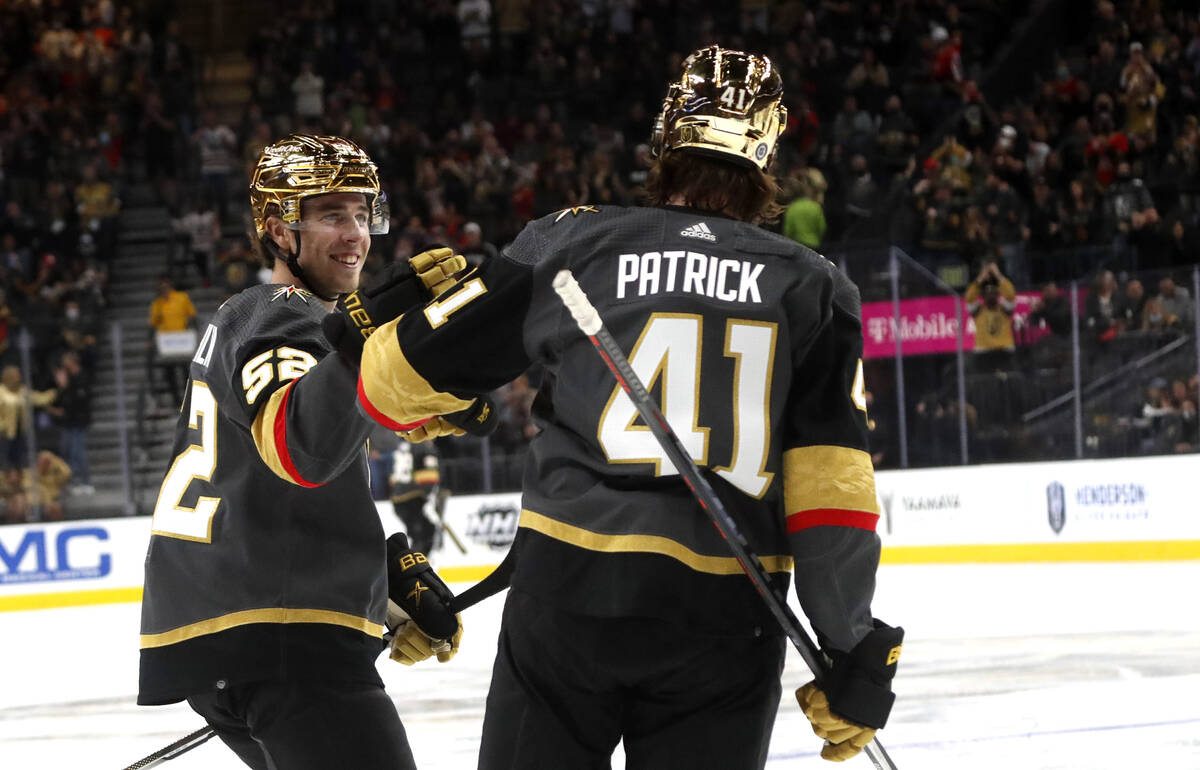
[
  {"xmin": 651, "ymin": 45, "xmax": 787, "ymax": 171},
  {"xmin": 249, "ymin": 134, "xmax": 388, "ymax": 238}
]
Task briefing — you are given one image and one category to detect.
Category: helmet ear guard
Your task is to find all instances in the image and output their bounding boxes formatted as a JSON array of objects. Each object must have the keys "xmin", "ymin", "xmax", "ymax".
[{"xmin": 652, "ymin": 45, "xmax": 787, "ymax": 172}]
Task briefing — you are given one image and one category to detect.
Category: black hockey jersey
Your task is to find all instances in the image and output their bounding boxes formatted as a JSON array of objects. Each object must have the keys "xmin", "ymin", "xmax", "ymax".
[
  {"xmin": 359, "ymin": 205, "xmax": 881, "ymax": 651},
  {"xmin": 138, "ymin": 284, "xmax": 387, "ymax": 705},
  {"xmin": 389, "ymin": 441, "xmax": 439, "ymax": 504}
]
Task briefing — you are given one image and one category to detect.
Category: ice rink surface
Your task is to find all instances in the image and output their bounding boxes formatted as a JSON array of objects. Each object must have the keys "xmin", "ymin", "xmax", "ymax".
[{"xmin": 3, "ymin": 560, "xmax": 1199, "ymax": 769}]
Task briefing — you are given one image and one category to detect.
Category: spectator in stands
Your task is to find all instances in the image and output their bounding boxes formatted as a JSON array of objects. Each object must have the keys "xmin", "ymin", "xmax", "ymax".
[
  {"xmin": 782, "ymin": 168, "xmax": 827, "ymax": 249},
  {"xmin": 1104, "ymin": 160, "xmax": 1159, "ymax": 241},
  {"xmin": 459, "ymin": 222, "xmax": 499, "ymax": 268},
  {"xmin": 140, "ymin": 90, "xmax": 180, "ymax": 210},
  {"xmin": 60, "ymin": 297, "xmax": 100, "ymax": 369},
  {"xmin": 74, "ymin": 162, "xmax": 120, "ymax": 263},
  {"xmin": 874, "ymin": 93, "xmax": 919, "ymax": 175},
  {"xmin": 292, "ymin": 60, "xmax": 325, "ymax": 123},
  {"xmin": 1157, "ymin": 275, "xmax": 1194, "ymax": 329},
  {"xmin": 1029, "ymin": 281, "xmax": 1072, "ymax": 337},
  {"xmin": 191, "ymin": 109, "xmax": 238, "ymax": 223},
  {"xmin": 842, "ymin": 153, "xmax": 881, "ymax": 233},
  {"xmin": 0, "ymin": 365, "xmax": 57, "ymax": 506},
  {"xmin": 965, "ymin": 260, "xmax": 1017, "ymax": 372},
  {"xmin": 215, "ymin": 236, "xmax": 258, "ymax": 298},
  {"xmin": 171, "ymin": 199, "xmax": 220, "ymax": 286},
  {"xmin": 495, "ymin": 373, "xmax": 538, "ymax": 452},
  {"xmin": 977, "ymin": 172, "xmax": 1030, "ymax": 286},
  {"xmin": 1120, "ymin": 42, "xmax": 1163, "ymax": 139},
  {"xmin": 1085, "ymin": 269, "xmax": 1121, "ymax": 343},
  {"xmin": 831, "ymin": 95, "xmax": 876, "ymax": 156},
  {"xmin": 1117, "ymin": 278, "xmax": 1147, "ymax": 332},
  {"xmin": 458, "ymin": 0, "xmax": 492, "ymax": 51},
  {"xmin": 0, "ymin": 287, "xmax": 13, "ymax": 368},
  {"xmin": 5, "ymin": 450, "xmax": 72, "ymax": 523},
  {"xmin": 1140, "ymin": 295, "xmax": 1180, "ymax": 333},
  {"xmin": 845, "ymin": 47, "xmax": 890, "ymax": 114},
  {"xmin": 148, "ymin": 274, "xmax": 196, "ymax": 406},
  {"xmin": 1059, "ymin": 177, "xmax": 1100, "ymax": 248},
  {"xmin": 48, "ymin": 351, "xmax": 92, "ymax": 495}
]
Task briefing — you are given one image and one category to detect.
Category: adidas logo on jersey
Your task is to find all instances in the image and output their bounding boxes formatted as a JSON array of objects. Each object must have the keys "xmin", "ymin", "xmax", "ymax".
[{"xmin": 680, "ymin": 222, "xmax": 717, "ymax": 242}]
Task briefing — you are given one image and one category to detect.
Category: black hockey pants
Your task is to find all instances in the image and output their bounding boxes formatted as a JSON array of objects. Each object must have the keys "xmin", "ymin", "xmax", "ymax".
[
  {"xmin": 187, "ymin": 678, "xmax": 416, "ymax": 770},
  {"xmin": 479, "ymin": 589, "xmax": 787, "ymax": 770}
]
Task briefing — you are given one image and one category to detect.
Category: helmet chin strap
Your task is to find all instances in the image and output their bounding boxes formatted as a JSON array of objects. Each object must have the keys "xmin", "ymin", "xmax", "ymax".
[{"xmin": 267, "ymin": 231, "xmax": 340, "ymax": 303}]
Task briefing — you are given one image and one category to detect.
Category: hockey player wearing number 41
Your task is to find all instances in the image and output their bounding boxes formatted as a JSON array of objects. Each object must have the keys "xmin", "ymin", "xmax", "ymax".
[
  {"xmin": 355, "ymin": 46, "xmax": 903, "ymax": 768},
  {"xmin": 138, "ymin": 135, "xmax": 480, "ymax": 770}
]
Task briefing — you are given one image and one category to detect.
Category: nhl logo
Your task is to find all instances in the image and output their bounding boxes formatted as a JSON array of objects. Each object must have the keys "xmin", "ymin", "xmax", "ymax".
[{"xmin": 1046, "ymin": 482, "xmax": 1066, "ymax": 534}]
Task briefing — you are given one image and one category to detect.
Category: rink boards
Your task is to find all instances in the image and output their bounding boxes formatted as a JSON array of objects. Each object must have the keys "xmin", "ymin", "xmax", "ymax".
[{"xmin": 2, "ymin": 453, "xmax": 1198, "ymax": 612}]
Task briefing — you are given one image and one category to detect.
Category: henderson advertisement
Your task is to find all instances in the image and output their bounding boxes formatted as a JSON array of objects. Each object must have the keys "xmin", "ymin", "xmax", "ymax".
[{"xmin": 2, "ymin": 455, "xmax": 1198, "ymax": 611}]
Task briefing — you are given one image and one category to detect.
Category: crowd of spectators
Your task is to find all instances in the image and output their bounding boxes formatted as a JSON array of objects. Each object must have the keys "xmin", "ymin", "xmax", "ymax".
[
  {"xmin": 0, "ymin": 0, "xmax": 165, "ymax": 517},
  {"xmin": 889, "ymin": 0, "xmax": 1200, "ymax": 292},
  {"xmin": 4, "ymin": 0, "xmax": 1200, "ymax": 509}
]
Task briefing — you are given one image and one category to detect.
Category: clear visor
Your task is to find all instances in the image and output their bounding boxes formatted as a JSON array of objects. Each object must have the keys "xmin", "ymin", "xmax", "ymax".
[{"xmin": 285, "ymin": 192, "xmax": 390, "ymax": 235}]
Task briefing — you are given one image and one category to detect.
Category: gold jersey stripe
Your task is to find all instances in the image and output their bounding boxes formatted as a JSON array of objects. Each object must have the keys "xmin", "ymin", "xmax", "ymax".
[
  {"xmin": 519, "ymin": 508, "xmax": 793, "ymax": 575},
  {"xmin": 413, "ymin": 469, "xmax": 440, "ymax": 485},
  {"xmin": 250, "ymin": 383, "xmax": 298, "ymax": 484},
  {"xmin": 140, "ymin": 607, "xmax": 385, "ymax": 648},
  {"xmin": 783, "ymin": 445, "xmax": 879, "ymax": 516},
  {"xmin": 359, "ymin": 316, "xmax": 472, "ymax": 426}
]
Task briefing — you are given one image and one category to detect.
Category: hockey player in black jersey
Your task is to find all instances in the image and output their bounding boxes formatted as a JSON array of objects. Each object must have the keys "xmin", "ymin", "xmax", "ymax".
[
  {"xmin": 138, "ymin": 135, "xmax": 469, "ymax": 770},
  {"xmin": 356, "ymin": 47, "xmax": 903, "ymax": 768},
  {"xmin": 388, "ymin": 439, "xmax": 440, "ymax": 555}
]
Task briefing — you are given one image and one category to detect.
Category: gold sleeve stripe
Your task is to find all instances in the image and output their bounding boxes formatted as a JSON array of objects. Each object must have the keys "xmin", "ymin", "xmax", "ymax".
[
  {"xmin": 358, "ymin": 316, "xmax": 473, "ymax": 428},
  {"xmin": 140, "ymin": 607, "xmax": 385, "ymax": 648},
  {"xmin": 250, "ymin": 381, "xmax": 319, "ymax": 487},
  {"xmin": 519, "ymin": 508, "xmax": 793, "ymax": 575},
  {"xmin": 783, "ymin": 445, "xmax": 879, "ymax": 518}
]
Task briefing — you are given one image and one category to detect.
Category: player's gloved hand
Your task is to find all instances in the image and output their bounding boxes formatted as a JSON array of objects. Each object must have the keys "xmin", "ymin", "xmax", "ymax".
[
  {"xmin": 384, "ymin": 532, "xmax": 462, "ymax": 665},
  {"xmin": 401, "ymin": 397, "xmax": 499, "ymax": 443},
  {"xmin": 410, "ymin": 246, "xmax": 466, "ymax": 298},
  {"xmin": 322, "ymin": 247, "xmax": 465, "ymax": 363},
  {"xmin": 796, "ymin": 620, "xmax": 903, "ymax": 762}
]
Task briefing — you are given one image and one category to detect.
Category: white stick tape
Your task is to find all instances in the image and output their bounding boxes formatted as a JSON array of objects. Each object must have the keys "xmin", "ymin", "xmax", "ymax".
[{"xmin": 552, "ymin": 270, "xmax": 603, "ymax": 335}]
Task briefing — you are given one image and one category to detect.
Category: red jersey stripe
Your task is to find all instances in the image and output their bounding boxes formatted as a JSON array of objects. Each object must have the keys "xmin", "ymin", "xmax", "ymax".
[
  {"xmin": 356, "ymin": 376, "xmax": 431, "ymax": 433},
  {"xmin": 786, "ymin": 508, "xmax": 879, "ymax": 534},
  {"xmin": 272, "ymin": 381, "xmax": 321, "ymax": 488}
]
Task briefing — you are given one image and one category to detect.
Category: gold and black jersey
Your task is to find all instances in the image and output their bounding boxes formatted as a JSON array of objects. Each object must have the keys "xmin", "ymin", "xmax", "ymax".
[
  {"xmin": 389, "ymin": 441, "xmax": 439, "ymax": 504},
  {"xmin": 359, "ymin": 205, "xmax": 882, "ymax": 653},
  {"xmin": 138, "ymin": 284, "xmax": 386, "ymax": 706}
]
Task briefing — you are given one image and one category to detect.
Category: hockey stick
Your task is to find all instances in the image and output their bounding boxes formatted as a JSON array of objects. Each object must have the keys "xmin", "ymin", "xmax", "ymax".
[
  {"xmin": 552, "ymin": 270, "xmax": 899, "ymax": 770},
  {"xmin": 434, "ymin": 488, "xmax": 469, "ymax": 555},
  {"xmin": 121, "ymin": 725, "xmax": 215, "ymax": 769}
]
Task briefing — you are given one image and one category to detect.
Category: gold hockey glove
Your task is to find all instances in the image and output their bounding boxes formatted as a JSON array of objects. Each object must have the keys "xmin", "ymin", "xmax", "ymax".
[
  {"xmin": 796, "ymin": 620, "xmax": 903, "ymax": 762},
  {"xmin": 323, "ymin": 247, "xmax": 465, "ymax": 363},
  {"xmin": 796, "ymin": 683, "xmax": 876, "ymax": 762},
  {"xmin": 387, "ymin": 607, "xmax": 463, "ymax": 665},
  {"xmin": 384, "ymin": 532, "xmax": 462, "ymax": 665},
  {"xmin": 410, "ymin": 246, "xmax": 466, "ymax": 298}
]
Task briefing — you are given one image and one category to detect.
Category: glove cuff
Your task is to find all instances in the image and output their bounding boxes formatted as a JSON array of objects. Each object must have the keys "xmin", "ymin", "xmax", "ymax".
[
  {"xmin": 827, "ymin": 671, "xmax": 896, "ymax": 729},
  {"xmin": 825, "ymin": 620, "xmax": 904, "ymax": 729}
]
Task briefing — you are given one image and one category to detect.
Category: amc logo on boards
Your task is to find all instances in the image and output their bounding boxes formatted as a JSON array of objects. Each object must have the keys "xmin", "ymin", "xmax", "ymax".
[{"xmin": 0, "ymin": 527, "xmax": 113, "ymax": 584}]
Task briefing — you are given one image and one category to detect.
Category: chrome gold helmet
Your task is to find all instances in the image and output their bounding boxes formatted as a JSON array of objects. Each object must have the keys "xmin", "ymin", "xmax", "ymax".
[
  {"xmin": 249, "ymin": 134, "xmax": 388, "ymax": 238},
  {"xmin": 651, "ymin": 45, "xmax": 786, "ymax": 171}
]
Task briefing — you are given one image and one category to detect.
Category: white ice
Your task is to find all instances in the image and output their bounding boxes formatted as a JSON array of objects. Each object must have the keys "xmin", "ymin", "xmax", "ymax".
[{"xmin": 2, "ymin": 561, "xmax": 1198, "ymax": 769}]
